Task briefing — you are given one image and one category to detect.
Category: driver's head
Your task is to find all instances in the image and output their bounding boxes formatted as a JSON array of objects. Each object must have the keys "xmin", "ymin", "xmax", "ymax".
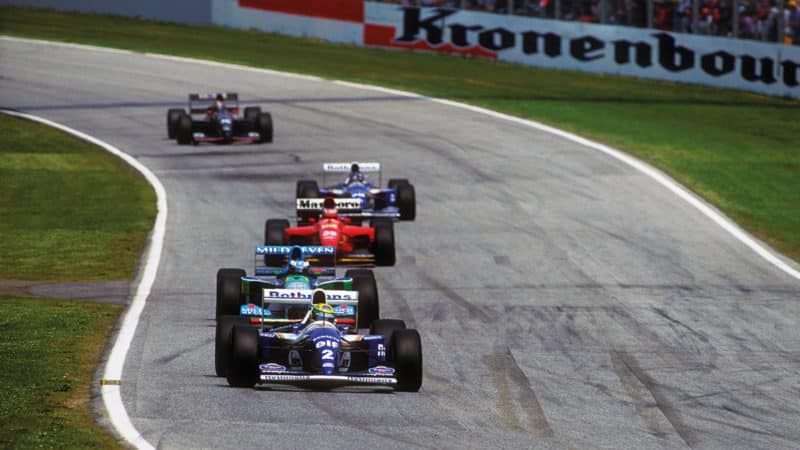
[
  {"xmin": 289, "ymin": 254, "xmax": 308, "ymax": 274},
  {"xmin": 312, "ymin": 302, "xmax": 335, "ymax": 323},
  {"xmin": 214, "ymin": 94, "xmax": 224, "ymax": 109},
  {"xmin": 322, "ymin": 197, "xmax": 338, "ymax": 219},
  {"xmin": 351, "ymin": 163, "xmax": 359, "ymax": 173}
]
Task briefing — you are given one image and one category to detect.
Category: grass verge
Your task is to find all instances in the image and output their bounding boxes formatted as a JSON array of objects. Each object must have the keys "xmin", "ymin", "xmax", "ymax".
[
  {"xmin": 0, "ymin": 296, "xmax": 123, "ymax": 449},
  {"xmin": 0, "ymin": 113, "xmax": 153, "ymax": 447},
  {"xmin": 1, "ymin": 7, "xmax": 798, "ymax": 261},
  {"xmin": 0, "ymin": 114, "xmax": 156, "ymax": 280}
]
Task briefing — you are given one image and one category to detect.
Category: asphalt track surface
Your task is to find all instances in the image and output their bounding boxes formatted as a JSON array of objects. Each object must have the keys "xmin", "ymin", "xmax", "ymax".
[{"xmin": 2, "ymin": 39, "xmax": 799, "ymax": 449}]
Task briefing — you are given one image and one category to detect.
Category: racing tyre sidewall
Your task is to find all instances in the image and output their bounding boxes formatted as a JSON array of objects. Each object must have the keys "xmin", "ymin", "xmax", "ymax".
[
  {"xmin": 396, "ymin": 183, "xmax": 416, "ymax": 221},
  {"xmin": 373, "ymin": 221, "xmax": 396, "ymax": 266},
  {"xmin": 216, "ymin": 268, "xmax": 245, "ymax": 317},
  {"xmin": 391, "ymin": 329, "xmax": 422, "ymax": 392},
  {"xmin": 167, "ymin": 108, "xmax": 184, "ymax": 139},
  {"xmin": 227, "ymin": 325, "xmax": 259, "ymax": 388},
  {"xmin": 346, "ymin": 269, "xmax": 379, "ymax": 328},
  {"xmin": 215, "ymin": 315, "xmax": 249, "ymax": 377},
  {"xmin": 264, "ymin": 219, "xmax": 289, "ymax": 266}
]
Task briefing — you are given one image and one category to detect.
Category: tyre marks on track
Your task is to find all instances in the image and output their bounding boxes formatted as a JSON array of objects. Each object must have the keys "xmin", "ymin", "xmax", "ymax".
[
  {"xmin": 490, "ymin": 346, "xmax": 554, "ymax": 440},
  {"xmin": 610, "ymin": 350, "xmax": 698, "ymax": 447}
]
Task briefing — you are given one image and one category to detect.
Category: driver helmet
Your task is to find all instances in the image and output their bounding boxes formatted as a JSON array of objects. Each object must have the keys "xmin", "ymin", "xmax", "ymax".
[
  {"xmin": 347, "ymin": 163, "xmax": 364, "ymax": 184},
  {"xmin": 289, "ymin": 257, "xmax": 309, "ymax": 274},
  {"xmin": 321, "ymin": 197, "xmax": 338, "ymax": 219},
  {"xmin": 214, "ymin": 94, "xmax": 225, "ymax": 111},
  {"xmin": 312, "ymin": 302, "xmax": 336, "ymax": 323}
]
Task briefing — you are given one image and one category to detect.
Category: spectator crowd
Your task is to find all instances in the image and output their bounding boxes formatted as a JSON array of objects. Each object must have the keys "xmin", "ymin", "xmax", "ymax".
[{"xmin": 374, "ymin": 0, "xmax": 800, "ymax": 45}]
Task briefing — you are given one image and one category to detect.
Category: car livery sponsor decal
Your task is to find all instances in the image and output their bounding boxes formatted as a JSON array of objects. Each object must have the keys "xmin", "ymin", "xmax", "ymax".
[
  {"xmin": 255, "ymin": 245, "xmax": 336, "ymax": 255},
  {"xmin": 335, "ymin": 304, "xmax": 355, "ymax": 316},
  {"xmin": 260, "ymin": 363, "xmax": 287, "ymax": 373},
  {"xmin": 240, "ymin": 303, "xmax": 270, "ymax": 316},
  {"xmin": 323, "ymin": 162, "xmax": 381, "ymax": 172},
  {"xmin": 264, "ymin": 289, "xmax": 358, "ymax": 301},
  {"xmin": 296, "ymin": 198, "xmax": 363, "ymax": 210},
  {"xmin": 369, "ymin": 365, "xmax": 395, "ymax": 375}
]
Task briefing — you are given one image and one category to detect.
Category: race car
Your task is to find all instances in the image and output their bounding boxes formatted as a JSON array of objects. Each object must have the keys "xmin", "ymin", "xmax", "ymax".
[
  {"xmin": 215, "ymin": 245, "xmax": 379, "ymax": 377},
  {"xmin": 266, "ymin": 197, "xmax": 395, "ymax": 266},
  {"xmin": 166, "ymin": 93, "xmax": 273, "ymax": 145},
  {"xmin": 296, "ymin": 162, "xmax": 415, "ymax": 222},
  {"xmin": 224, "ymin": 288, "xmax": 422, "ymax": 391}
]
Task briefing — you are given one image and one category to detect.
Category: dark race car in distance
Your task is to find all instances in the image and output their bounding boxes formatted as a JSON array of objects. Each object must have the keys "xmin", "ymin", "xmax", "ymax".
[
  {"xmin": 296, "ymin": 162, "xmax": 415, "ymax": 222},
  {"xmin": 166, "ymin": 93, "xmax": 273, "ymax": 145}
]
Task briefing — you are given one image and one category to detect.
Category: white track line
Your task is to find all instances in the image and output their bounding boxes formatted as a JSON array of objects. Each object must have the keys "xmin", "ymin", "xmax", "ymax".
[
  {"xmin": 1, "ymin": 35, "xmax": 797, "ymax": 446},
  {"xmin": 0, "ymin": 109, "xmax": 163, "ymax": 450}
]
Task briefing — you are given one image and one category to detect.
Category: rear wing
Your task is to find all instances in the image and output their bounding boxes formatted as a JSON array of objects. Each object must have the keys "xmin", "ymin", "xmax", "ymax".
[
  {"xmin": 188, "ymin": 92, "xmax": 239, "ymax": 114},
  {"xmin": 254, "ymin": 245, "xmax": 336, "ymax": 269},
  {"xmin": 296, "ymin": 197, "xmax": 362, "ymax": 221},
  {"xmin": 259, "ymin": 288, "xmax": 358, "ymax": 327},
  {"xmin": 322, "ymin": 161, "xmax": 381, "ymax": 187}
]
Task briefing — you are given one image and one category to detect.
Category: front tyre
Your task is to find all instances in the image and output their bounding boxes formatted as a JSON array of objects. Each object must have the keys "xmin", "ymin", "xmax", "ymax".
[
  {"xmin": 391, "ymin": 329, "xmax": 422, "ymax": 392},
  {"xmin": 167, "ymin": 108, "xmax": 184, "ymax": 139},
  {"xmin": 215, "ymin": 315, "xmax": 249, "ymax": 377},
  {"xmin": 226, "ymin": 325, "xmax": 259, "ymax": 388},
  {"xmin": 258, "ymin": 112, "xmax": 273, "ymax": 143}
]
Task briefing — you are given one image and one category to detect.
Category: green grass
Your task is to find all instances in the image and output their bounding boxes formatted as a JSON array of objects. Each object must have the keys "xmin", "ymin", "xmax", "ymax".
[
  {"xmin": 0, "ymin": 296, "xmax": 123, "ymax": 449},
  {"xmin": 0, "ymin": 114, "xmax": 156, "ymax": 280},
  {"xmin": 1, "ymin": 6, "xmax": 798, "ymax": 261}
]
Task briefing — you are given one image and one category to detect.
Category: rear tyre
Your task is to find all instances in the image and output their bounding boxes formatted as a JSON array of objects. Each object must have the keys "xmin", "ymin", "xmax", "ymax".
[
  {"xmin": 258, "ymin": 112, "xmax": 273, "ymax": 143},
  {"xmin": 391, "ymin": 329, "xmax": 422, "ymax": 392},
  {"xmin": 345, "ymin": 269, "xmax": 379, "ymax": 328},
  {"xmin": 167, "ymin": 108, "xmax": 184, "ymax": 139},
  {"xmin": 373, "ymin": 220, "xmax": 396, "ymax": 266},
  {"xmin": 296, "ymin": 180, "xmax": 320, "ymax": 199},
  {"xmin": 396, "ymin": 183, "xmax": 416, "ymax": 221},
  {"xmin": 369, "ymin": 319, "xmax": 406, "ymax": 344},
  {"xmin": 387, "ymin": 178, "xmax": 409, "ymax": 191},
  {"xmin": 244, "ymin": 106, "xmax": 261, "ymax": 128},
  {"xmin": 264, "ymin": 219, "xmax": 289, "ymax": 266},
  {"xmin": 176, "ymin": 112, "xmax": 192, "ymax": 145},
  {"xmin": 215, "ymin": 315, "xmax": 249, "ymax": 377},
  {"xmin": 227, "ymin": 325, "xmax": 259, "ymax": 388},
  {"xmin": 216, "ymin": 268, "xmax": 245, "ymax": 317}
]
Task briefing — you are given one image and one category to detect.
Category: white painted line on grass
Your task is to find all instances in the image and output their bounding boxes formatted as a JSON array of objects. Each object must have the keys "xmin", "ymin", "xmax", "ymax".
[{"xmin": 0, "ymin": 109, "xmax": 162, "ymax": 450}]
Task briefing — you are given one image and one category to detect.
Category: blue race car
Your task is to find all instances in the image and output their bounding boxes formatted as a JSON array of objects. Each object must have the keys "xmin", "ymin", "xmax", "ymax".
[
  {"xmin": 224, "ymin": 289, "xmax": 422, "ymax": 391},
  {"xmin": 214, "ymin": 245, "xmax": 378, "ymax": 377},
  {"xmin": 295, "ymin": 162, "xmax": 415, "ymax": 223}
]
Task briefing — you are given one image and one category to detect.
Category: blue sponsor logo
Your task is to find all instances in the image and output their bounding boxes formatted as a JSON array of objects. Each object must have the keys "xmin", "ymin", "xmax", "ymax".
[
  {"xmin": 259, "ymin": 332, "xmax": 277, "ymax": 338},
  {"xmin": 369, "ymin": 366, "xmax": 395, "ymax": 375},
  {"xmin": 362, "ymin": 335, "xmax": 383, "ymax": 341},
  {"xmin": 334, "ymin": 305, "xmax": 355, "ymax": 316},
  {"xmin": 260, "ymin": 363, "xmax": 286, "ymax": 373},
  {"xmin": 255, "ymin": 246, "xmax": 335, "ymax": 255},
  {"xmin": 240, "ymin": 303, "xmax": 270, "ymax": 316}
]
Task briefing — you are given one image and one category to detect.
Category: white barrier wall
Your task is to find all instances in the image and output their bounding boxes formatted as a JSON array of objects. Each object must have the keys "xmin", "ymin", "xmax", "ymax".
[{"xmin": 214, "ymin": 0, "xmax": 800, "ymax": 99}]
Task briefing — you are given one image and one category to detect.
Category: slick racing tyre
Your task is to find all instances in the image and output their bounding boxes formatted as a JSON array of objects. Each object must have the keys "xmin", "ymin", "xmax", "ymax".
[
  {"xmin": 391, "ymin": 329, "xmax": 422, "ymax": 392},
  {"xmin": 227, "ymin": 325, "xmax": 259, "ymax": 388},
  {"xmin": 396, "ymin": 182, "xmax": 416, "ymax": 221},
  {"xmin": 387, "ymin": 178, "xmax": 409, "ymax": 191},
  {"xmin": 243, "ymin": 106, "xmax": 261, "ymax": 128},
  {"xmin": 216, "ymin": 268, "xmax": 245, "ymax": 317},
  {"xmin": 373, "ymin": 220, "xmax": 396, "ymax": 266},
  {"xmin": 215, "ymin": 315, "xmax": 249, "ymax": 377},
  {"xmin": 369, "ymin": 319, "xmax": 406, "ymax": 344},
  {"xmin": 345, "ymin": 269, "xmax": 379, "ymax": 328},
  {"xmin": 176, "ymin": 112, "xmax": 193, "ymax": 145},
  {"xmin": 167, "ymin": 108, "xmax": 184, "ymax": 139},
  {"xmin": 258, "ymin": 112, "xmax": 273, "ymax": 143},
  {"xmin": 264, "ymin": 219, "xmax": 289, "ymax": 266},
  {"xmin": 296, "ymin": 180, "xmax": 320, "ymax": 199}
]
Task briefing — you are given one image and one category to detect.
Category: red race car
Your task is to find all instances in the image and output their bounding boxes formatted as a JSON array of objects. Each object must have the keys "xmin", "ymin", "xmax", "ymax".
[{"xmin": 264, "ymin": 197, "xmax": 395, "ymax": 266}]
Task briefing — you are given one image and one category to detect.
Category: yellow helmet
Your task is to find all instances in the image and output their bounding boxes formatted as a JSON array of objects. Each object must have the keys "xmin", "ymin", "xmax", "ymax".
[{"xmin": 312, "ymin": 303, "xmax": 335, "ymax": 322}]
